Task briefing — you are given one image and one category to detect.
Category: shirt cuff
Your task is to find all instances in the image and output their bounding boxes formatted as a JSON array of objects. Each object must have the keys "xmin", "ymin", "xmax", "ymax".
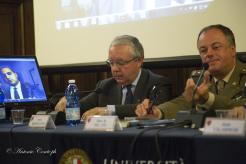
[
  {"xmin": 106, "ymin": 105, "xmax": 115, "ymax": 115},
  {"xmin": 197, "ymin": 92, "xmax": 215, "ymax": 110}
]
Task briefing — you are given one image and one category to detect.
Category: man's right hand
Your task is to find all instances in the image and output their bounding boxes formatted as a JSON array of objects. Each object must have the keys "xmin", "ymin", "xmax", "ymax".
[
  {"xmin": 55, "ymin": 96, "xmax": 67, "ymax": 112},
  {"xmin": 135, "ymin": 99, "xmax": 162, "ymax": 119}
]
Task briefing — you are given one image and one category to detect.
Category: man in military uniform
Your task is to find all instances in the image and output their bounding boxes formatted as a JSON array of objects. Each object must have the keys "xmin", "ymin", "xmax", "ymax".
[{"xmin": 136, "ymin": 24, "xmax": 246, "ymax": 119}]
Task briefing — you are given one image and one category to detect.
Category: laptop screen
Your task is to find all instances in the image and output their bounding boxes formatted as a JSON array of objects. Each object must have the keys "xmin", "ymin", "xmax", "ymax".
[{"xmin": 0, "ymin": 56, "xmax": 47, "ymax": 104}]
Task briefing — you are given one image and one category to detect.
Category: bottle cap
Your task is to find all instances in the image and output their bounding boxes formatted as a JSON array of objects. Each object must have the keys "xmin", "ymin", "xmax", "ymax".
[{"xmin": 68, "ymin": 79, "xmax": 75, "ymax": 83}]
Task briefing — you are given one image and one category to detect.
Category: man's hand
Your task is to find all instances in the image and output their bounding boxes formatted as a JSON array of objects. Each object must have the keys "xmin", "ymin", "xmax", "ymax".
[
  {"xmin": 82, "ymin": 107, "xmax": 108, "ymax": 121},
  {"xmin": 182, "ymin": 78, "xmax": 196, "ymax": 102},
  {"xmin": 183, "ymin": 71, "xmax": 210, "ymax": 104},
  {"xmin": 55, "ymin": 96, "xmax": 67, "ymax": 112},
  {"xmin": 231, "ymin": 106, "xmax": 245, "ymax": 119},
  {"xmin": 135, "ymin": 99, "xmax": 162, "ymax": 119}
]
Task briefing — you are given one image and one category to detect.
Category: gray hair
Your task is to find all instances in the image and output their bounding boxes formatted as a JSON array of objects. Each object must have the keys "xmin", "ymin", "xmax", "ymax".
[
  {"xmin": 109, "ymin": 35, "xmax": 144, "ymax": 58},
  {"xmin": 197, "ymin": 24, "xmax": 236, "ymax": 47}
]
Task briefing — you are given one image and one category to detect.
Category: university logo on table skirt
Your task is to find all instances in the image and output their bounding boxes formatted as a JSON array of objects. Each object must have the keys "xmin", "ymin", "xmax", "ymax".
[{"xmin": 59, "ymin": 148, "xmax": 92, "ymax": 164}]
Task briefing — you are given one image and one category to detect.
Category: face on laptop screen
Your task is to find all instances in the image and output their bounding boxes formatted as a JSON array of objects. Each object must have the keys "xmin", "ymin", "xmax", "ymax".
[{"xmin": 0, "ymin": 56, "xmax": 47, "ymax": 104}]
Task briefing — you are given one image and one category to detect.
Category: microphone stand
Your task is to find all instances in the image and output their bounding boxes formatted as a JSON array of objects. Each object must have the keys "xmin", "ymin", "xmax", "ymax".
[
  {"xmin": 176, "ymin": 63, "xmax": 215, "ymax": 128},
  {"xmin": 191, "ymin": 64, "xmax": 207, "ymax": 114}
]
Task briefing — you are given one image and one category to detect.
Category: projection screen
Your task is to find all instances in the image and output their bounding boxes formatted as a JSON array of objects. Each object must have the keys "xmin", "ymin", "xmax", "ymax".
[{"xmin": 33, "ymin": 0, "xmax": 246, "ymax": 66}]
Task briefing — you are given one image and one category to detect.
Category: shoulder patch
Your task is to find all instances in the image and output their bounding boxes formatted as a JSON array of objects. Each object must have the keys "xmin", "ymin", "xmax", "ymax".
[{"xmin": 241, "ymin": 68, "xmax": 246, "ymax": 75}]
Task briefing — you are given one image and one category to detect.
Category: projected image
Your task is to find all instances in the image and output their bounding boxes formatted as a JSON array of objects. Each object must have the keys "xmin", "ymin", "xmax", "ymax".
[
  {"xmin": 56, "ymin": 0, "xmax": 214, "ymax": 30},
  {"xmin": 0, "ymin": 58, "xmax": 47, "ymax": 103}
]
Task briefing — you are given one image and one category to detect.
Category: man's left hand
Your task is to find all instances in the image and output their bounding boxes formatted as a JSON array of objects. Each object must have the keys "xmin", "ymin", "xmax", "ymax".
[{"xmin": 183, "ymin": 71, "xmax": 210, "ymax": 104}]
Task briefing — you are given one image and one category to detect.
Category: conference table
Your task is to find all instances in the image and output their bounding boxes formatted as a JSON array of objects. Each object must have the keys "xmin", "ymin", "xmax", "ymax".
[{"xmin": 0, "ymin": 121, "xmax": 246, "ymax": 164}]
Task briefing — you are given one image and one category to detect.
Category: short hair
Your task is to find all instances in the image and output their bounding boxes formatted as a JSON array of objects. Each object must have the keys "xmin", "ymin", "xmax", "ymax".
[
  {"xmin": 0, "ymin": 66, "xmax": 14, "ymax": 74},
  {"xmin": 109, "ymin": 35, "xmax": 144, "ymax": 58},
  {"xmin": 197, "ymin": 24, "xmax": 236, "ymax": 47}
]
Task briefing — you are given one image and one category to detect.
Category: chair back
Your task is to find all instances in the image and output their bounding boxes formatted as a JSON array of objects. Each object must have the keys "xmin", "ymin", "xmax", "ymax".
[{"xmin": 237, "ymin": 52, "xmax": 246, "ymax": 63}]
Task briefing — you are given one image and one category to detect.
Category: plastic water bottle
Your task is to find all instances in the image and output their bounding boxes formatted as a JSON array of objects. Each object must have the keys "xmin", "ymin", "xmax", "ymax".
[
  {"xmin": 65, "ymin": 80, "xmax": 80, "ymax": 126},
  {"xmin": 0, "ymin": 88, "xmax": 6, "ymax": 120}
]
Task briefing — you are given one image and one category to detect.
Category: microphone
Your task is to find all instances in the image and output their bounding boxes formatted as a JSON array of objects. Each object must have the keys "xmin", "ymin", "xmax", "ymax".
[
  {"xmin": 191, "ymin": 63, "xmax": 209, "ymax": 114},
  {"xmin": 94, "ymin": 87, "xmax": 103, "ymax": 94},
  {"xmin": 94, "ymin": 80, "xmax": 113, "ymax": 94},
  {"xmin": 176, "ymin": 63, "xmax": 216, "ymax": 128}
]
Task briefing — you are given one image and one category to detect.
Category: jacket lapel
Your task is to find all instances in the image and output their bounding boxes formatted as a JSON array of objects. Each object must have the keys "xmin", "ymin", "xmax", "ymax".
[
  {"xmin": 223, "ymin": 61, "xmax": 244, "ymax": 98},
  {"xmin": 210, "ymin": 61, "xmax": 243, "ymax": 98},
  {"xmin": 134, "ymin": 69, "xmax": 148, "ymax": 103},
  {"xmin": 115, "ymin": 84, "xmax": 122, "ymax": 104}
]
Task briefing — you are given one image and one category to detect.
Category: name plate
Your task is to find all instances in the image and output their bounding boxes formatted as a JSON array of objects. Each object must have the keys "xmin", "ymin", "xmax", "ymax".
[
  {"xmin": 84, "ymin": 115, "xmax": 122, "ymax": 131},
  {"xmin": 203, "ymin": 117, "xmax": 245, "ymax": 136},
  {"xmin": 29, "ymin": 115, "xmax": 56, "ymax": 129}
]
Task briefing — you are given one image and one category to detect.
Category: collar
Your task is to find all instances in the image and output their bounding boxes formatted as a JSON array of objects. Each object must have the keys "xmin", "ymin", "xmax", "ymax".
[
  {"xmin": 122, "ymin": 69, "xmax": 142, "ymax": 88},
  {"xmin": 10, "ymin": 81, "xmax": 21, "ymax": 89},
  {"xmin": 214, "ymin": 65, "xmax": 235, "ymax": 83}
]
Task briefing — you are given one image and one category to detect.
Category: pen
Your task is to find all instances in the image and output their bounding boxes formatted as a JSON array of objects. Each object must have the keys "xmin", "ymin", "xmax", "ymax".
[
  {"xmin": 147, "ymin": 86, "xmax": 159, "ymax": 114},
  {"xmin": 147, "ymin": 99, "xmax": 154, "ymax": 114}
]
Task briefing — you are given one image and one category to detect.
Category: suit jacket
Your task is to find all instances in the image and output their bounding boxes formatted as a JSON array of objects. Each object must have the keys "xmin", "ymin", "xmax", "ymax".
[
  {"xmin": 2, "ymin": 82, "xmax": 33, "ymax": 100},
  {"xmin": 158, "ymin": 60, "xmax": 246, "ymax": 119},
  {"xmin": 79, "ymin": 69, "xmax": 172, "ymax": 119}
]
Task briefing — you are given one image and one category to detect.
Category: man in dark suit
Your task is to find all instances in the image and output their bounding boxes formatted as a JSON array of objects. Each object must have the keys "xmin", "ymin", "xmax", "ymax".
[
  {"xmin": 0, "ymin": 66, "xmax": 33, "ymax": 100},
  {"xmin": 136, "ymin": 24, "xmax": 246, "ymax": 119},
  {"xmin": 55, "ymin": 35, "xmax": 172, "ymax": 119}
]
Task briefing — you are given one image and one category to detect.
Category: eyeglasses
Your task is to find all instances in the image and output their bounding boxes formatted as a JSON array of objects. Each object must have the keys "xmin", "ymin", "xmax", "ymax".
[{"xmin": 106, "ymin": 57, "xmax": 138, "ymax": 67}]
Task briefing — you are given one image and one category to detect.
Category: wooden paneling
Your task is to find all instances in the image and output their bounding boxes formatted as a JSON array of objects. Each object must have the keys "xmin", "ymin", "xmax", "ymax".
[
  {"xmin": 42, "ymin": 71, "xmax": 111, "ymax": 97},
  {"xmin": 0, "ymin": 0, "xmax": 34, "ymax": 55},
  {"xmin": 0, "ymin": 3, "xmax": 20, "ymax": 54},
  {"xmin": 22, "ymin": 0, "xmax": 35, "ymax": 55}
]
